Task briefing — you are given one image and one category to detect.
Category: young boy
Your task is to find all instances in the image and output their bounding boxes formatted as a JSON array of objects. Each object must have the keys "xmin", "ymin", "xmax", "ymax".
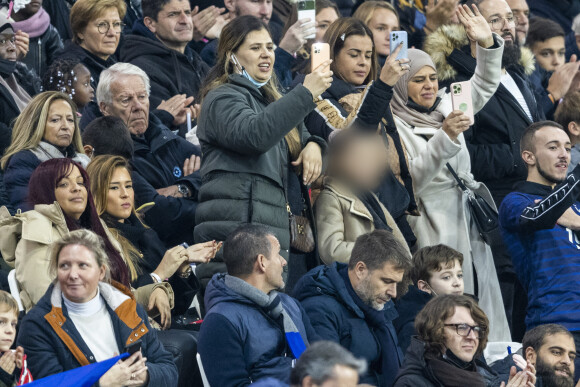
[
  {"xmin": 555, "ymin": 89, "xmax": 580, "ymax": 171},
  {"xmin": 394, "ymin": 245, "xmax": 464, "ymax": 353},
  {"xmin": 0, "ymin": 290, "xmax": 30, "ymax": 386}
]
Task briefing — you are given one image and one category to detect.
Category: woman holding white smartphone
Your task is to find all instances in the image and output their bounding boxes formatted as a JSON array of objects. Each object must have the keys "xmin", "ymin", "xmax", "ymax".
[{"xmin": 390, "ymin": 5, "xmax": 510, "ymax": 342}]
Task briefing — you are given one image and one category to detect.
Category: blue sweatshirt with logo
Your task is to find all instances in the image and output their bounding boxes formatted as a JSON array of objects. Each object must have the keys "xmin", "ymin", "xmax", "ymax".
[{"xmin": 499, "ymin": 168, "xmax": 580, "ymax": 331}]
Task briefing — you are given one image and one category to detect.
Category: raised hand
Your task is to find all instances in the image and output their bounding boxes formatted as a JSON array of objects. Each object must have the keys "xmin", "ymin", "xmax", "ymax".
[
  {"xmin": 456, "ymin": 4, "xmax": 494, "ymax": 48},
  {"xmin": 303, "ymin": 59, "xmax": 333, "ymax": 99},
  {"xmin": 379, "ymin": 42, "xmax": 410, "ymax": 86}
]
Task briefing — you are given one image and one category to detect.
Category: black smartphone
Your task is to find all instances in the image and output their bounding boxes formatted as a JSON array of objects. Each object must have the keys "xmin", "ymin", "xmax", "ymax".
[{"xmin": 125, "ymin": 340, "xmax": 142, "ymax": 356}]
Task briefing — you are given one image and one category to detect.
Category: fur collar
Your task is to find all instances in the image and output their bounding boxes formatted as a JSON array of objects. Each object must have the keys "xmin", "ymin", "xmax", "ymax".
[{"xmin": 424, "ymin": 24, "xmax": 536, "ymax": 81}]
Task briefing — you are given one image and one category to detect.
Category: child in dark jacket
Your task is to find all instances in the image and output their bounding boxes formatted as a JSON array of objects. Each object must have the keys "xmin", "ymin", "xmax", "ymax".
[{"xmin": 394, "ymin": 244, "xmax": 464, "ymax": 354}]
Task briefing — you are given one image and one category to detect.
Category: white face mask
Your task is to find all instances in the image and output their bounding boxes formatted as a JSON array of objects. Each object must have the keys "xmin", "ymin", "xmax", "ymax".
[{"xmin": 231, "ymin": 53, "xmax": 270, "ymax": 88}]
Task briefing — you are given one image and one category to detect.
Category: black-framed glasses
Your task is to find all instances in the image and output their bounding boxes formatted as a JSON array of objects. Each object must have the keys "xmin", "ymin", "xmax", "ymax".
[
  {"xmin": 95, "ymin": 21, "xmax": 125, "ymax": 35},
  {"xmin": 444, "ymin": 323, "xmax": 485, "ymax": 339}
]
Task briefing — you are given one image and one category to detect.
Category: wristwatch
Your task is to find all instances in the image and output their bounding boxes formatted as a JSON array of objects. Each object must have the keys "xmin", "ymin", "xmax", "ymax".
[{"xmin": 177, "ymin": 184, "xmax": 191, "ymax": 198}]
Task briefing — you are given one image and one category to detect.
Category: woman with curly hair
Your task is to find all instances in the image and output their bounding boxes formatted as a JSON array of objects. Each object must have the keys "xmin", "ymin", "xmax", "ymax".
[{"xmin": 394, "ymin": 294, "xmax": 535, "ymax": 387}]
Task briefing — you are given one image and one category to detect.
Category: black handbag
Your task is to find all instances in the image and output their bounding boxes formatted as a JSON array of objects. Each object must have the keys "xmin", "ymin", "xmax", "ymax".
[{"xmin": 446, "ymin": 163, "xmax": 502, "ymax": 245}]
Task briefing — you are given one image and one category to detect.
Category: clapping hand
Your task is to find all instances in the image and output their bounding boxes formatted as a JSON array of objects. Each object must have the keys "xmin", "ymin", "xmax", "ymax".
[{"xmin": 457, "ymin": 4, "xmax": 494, "ymax": 48}]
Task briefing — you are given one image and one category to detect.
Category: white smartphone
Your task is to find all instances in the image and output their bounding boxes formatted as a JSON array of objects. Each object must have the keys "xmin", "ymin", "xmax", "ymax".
[
  {"xmin": 390, "ymin": 31, "xmax": 408, "ymax": 60},
  {"xmin": 297, "ymin": 0, "xmax": 316, "ymax": 39},
  {"xmin": 450, "ymin": 81, "xmax": 475, "ymax": 125}
]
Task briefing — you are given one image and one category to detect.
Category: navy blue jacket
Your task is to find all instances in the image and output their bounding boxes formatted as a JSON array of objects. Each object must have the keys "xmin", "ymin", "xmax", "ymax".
[
  {"xmin": 499, "ymin": 171, "xmax": 580, "ymax": 331},
  {"xmin": 2, "ymin": 149, "xmax": 40, "ymax": 212},
  {"xmin": 394, "ymin": 285, "xmax": 432, "ymax": 354},
  {"xmin": 131, "ymin": 113, "xmax": 201, "ymax": 247},
  {"xmin": 293, "ymin": 263, "xmax": 404, "ymax": 386},
  {"xmin": 198, "ymin": 274, "xmax": 318, "ymax": 387},
  {"xmin": 17, "ymin": 282, "xmax": 178, "ymax": 385}
]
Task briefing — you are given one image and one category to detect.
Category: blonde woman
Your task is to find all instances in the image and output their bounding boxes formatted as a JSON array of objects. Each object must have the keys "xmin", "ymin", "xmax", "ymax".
[
  {"xmin": 353, "ymin": 1, "xmax": 400, "ymax": 66},
  {"xmin": 87, "ymin": 155, "xmax": 219, "ymax": 315},
  {"xmin": 1, "ymin": 91, "xmax": 89, "ymax": 211}
]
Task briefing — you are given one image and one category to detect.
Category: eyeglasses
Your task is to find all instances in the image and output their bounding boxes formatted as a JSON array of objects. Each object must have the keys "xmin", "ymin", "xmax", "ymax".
[
  {"xmin": 0, "ymin": 36, "xmax": 15, "ymax": 46},
  {"xmin": 487, "ymin": 16, "xmax": 516, "ymax": 30},
  {"xmin": 444, "ymin": 323, "xmax": 485, "ymax": 339},
  {"xmin": 95, "ymin": 21, "xmax": 125, "ymax": 35}
]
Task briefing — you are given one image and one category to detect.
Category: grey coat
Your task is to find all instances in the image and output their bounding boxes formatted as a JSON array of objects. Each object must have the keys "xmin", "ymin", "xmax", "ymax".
[{"xmin": 194, "ymin": 74, "xmax": 324, "ymax": 285}]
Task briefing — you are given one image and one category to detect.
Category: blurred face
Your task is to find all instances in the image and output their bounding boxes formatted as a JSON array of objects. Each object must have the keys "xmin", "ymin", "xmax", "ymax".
[
  {"xmin": 532, "ymin": 37, "xmax": 566, "ymax": 72},
  {"xmin": 506, "ymin": 0, "xmax": 529, "ymax": 44},
  {"xmin": 315, "ymin": 365, "xmax": 359, "ymax": 387},
  {"xmin": 422, "ymin": 260, "xmax": 464, "ymax": 296},
  {"xmin": 101, "ymin": 75, "xmax": 150, "ymax": 136},
  {"xmin": 443, "ymin": 306, "xmax": 480, "ymax": 362},
  {"xmin": 531, "ymin": 333, "xmax": 576, "ymax": 387},
  {"xmin": 0, "ymin": 310, "xmax": 17, "ymax": 352},
  {"xmin": 407, "ymin": 65, "xmax": 439, "ymax": 109},
  {"xmin": 145, "ymin": 0, "xmax": 193, "ymax": 52},
  {"xmin": 78, "ymin": 7, "xmax": 122, "ymax": 60},
  {"xmin": 0, "ymin": 28, "xmax": 17, "ymax": 62},
  {"xmin": 264, "ymin": 235, "xmax": 287, "ymax": 292},
  {"xmin": 43, "ymin": 99, "xmax": 75, "ymax": 149},
  {"xmin": 57, "ymin": 244, "xmax": 106, "ymax": 304},
  {"xmin": 335, "ymin": 34, "xmax": 373, "ymax": 86},
  {"xmin": 227, "ymin": 0, "xmax": 272, "ymax": 23},
  {"xmin": 72, "ymin": 64, "xmax": 94, "ymax": 108},
  {"xmin": 54, "ymin": 165, "xmax": 88, "ymax": 220},
  {"xmin": 336, "ymin": 135, "xmax": 388, "ymax": 191},
  {"xmin": 105, "ymin": 167, "xmax": 134, "ymax": 221},
  {"xmin": 479, "ymin": 0, "xmax": 516, "ymax": 45},
  {"xmin": 352, "ymin": 262, "xmax": 405, "ymax": 311},
  {"xmin": 233, "ymin": 28, "xmax": 275, "ymax": 83},
  {"xmin": 367, "ymin": 8, "xmax": 399, "ymax": 57},
  {"xmin": 526, "ymin": 126, "xmax": 571, "ymax": 186},
  {"xmin": 315, "ymin": 7, "xmax": 339, "ymax": 42}
]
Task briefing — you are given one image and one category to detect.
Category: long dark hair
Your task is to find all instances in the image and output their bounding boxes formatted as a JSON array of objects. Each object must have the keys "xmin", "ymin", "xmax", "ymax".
[{"xmin": 28, "ymin": 158, "xmax": 130, "ymax": 287}]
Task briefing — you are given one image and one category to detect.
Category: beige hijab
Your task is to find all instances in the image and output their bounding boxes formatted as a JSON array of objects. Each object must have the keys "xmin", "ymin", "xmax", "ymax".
[{"xmin": 391, "ymin": 49, "xmax": 446, "ymax": 129}]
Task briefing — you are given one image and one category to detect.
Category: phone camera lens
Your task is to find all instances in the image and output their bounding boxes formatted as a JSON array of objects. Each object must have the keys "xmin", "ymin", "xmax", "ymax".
[{"xmin": 298, "ymin": 1, "xmax": 306, "ymax": 10}]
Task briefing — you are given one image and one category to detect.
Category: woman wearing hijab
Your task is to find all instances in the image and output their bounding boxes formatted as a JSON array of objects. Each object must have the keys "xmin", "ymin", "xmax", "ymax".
[{"xmin": 390, "ymin": 4, "xmax": 510, "ymax": 342}]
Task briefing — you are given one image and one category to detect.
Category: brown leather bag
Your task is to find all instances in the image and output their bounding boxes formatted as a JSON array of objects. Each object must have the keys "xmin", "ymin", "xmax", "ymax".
[{"xmin": 289, "ymin": 211, "xmax": 315, "ymax": 253}]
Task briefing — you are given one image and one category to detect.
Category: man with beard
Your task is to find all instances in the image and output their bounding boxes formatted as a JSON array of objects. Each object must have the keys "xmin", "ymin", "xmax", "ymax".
[
  {"xmin": 293, "ymin": 230, "xmax": 411, "ymax": 387},
  {"xmin": 424, "ymin": 0, "xmax": 544, "ymax": 342},
  {"xmin": 500, "ymin": 121, "xmax": 580, "ymax": 379},
  {"xmin": 523, "ymin": 324, "xmax": 577, "ymax": 387}
]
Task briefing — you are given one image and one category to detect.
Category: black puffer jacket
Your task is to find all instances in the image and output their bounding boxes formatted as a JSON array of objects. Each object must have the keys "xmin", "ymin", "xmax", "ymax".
[
  {"xmin": 131, "ymin": 114, "xmax": 202, "ymax": 247},
  {"xmin": 120, "ymin": 19, "xmax": 208, "ymax": 106},
  {"xmin": 21, "ymin": 25, "xmax": 63, "ymax": 77},
  {"xmin": 194, "ymin": 74, "xmax": 325, "ymax": 286},
  {"xmin": 424, "ymin": 24, "xmax": 544, "ymax": 206}
]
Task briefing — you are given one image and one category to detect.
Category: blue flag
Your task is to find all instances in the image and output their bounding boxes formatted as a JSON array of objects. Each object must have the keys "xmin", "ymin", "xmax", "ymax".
[{"xmin": 26, "ymin": 353, "xmax": 129, "ymax": 387}]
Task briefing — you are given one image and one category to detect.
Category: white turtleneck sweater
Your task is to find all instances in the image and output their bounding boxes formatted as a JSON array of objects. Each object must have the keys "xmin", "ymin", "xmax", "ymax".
[{"xmin": 63, "ymin": 290, "xmax": 119, "ymax": 362}]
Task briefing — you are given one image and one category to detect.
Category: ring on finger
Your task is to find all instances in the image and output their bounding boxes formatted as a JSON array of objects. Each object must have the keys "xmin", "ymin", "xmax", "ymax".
[{"xmin": 131, "ymin": 373, "xmax": 136, "ymax": 380}]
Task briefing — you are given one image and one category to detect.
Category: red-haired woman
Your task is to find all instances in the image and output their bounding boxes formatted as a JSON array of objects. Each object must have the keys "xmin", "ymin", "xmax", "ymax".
[{"xmin": 0, "ymin": 158, "xmax": 172, "ymax": 321}]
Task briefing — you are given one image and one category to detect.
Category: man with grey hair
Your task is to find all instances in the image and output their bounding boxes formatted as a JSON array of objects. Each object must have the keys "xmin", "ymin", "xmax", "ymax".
[
  {"xmin": 97, "ymin": 62, "xmax": 201, "ymax": 247},
  {"xmin": 290, "ymin": 341, "xmax": 367, "ymax": 387}
]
